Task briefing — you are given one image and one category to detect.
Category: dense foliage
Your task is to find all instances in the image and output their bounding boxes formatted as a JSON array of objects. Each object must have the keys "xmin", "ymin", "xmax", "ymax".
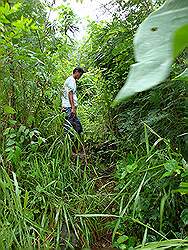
[{"xmin": 0, "ymin": 0, "xmax": 187, "ymax": 249}]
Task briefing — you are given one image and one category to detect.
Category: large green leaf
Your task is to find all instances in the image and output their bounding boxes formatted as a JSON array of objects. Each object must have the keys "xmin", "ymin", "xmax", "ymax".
[{"xmin": 115, "ymin": 0, "xmax": 188, "ymax": 102}]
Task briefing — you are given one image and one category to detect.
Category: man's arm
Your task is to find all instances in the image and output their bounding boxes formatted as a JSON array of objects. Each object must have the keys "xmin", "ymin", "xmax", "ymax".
[{"xmin": 68, "ymin": 91, "xmax": 76, "ymax": 116}]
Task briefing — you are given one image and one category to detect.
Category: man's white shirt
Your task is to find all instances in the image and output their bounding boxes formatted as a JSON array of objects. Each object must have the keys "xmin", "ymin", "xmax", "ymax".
[{"xmin": 61, "ymin": 75, "xmax": 78, "ymax": 108}]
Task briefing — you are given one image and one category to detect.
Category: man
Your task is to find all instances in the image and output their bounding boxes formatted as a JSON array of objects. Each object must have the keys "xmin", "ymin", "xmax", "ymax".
[{"xmin": 61, "ymin": 67, "xmax": 85, "ymax": 136}]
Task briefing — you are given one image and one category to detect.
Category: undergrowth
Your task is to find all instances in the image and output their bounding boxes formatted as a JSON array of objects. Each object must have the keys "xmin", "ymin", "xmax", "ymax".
[{"xmin": 0, "ymin": 122, "xmax": 187, "ymax": 249}]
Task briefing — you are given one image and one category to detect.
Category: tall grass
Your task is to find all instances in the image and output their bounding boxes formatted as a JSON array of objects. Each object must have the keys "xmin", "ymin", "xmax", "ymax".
[
  {"xmin": 74, "ymin": 125, "xmax": 188, "ymax": 249},
  {"xmin": 0, "ymin": 117, "xmax": 187, "ymax": 249},
  {"xmin": 0, "ymin": 140, "xmax": 112, "ymax": 248}
]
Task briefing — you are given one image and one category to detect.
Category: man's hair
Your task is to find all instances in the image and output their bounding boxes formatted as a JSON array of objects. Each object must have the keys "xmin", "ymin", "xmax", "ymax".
[{"xmin": 73, "ymin": 67, "xmax": 85, "ymax": 75}]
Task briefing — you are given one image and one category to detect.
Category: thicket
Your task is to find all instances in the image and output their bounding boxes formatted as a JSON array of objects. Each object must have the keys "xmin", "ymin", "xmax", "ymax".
[{"xmin": 0, "ymin": 0, "xmax": 187, "ymax": 249}]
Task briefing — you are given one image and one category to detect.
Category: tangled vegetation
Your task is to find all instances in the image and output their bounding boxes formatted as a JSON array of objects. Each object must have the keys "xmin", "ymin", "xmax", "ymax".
[{"xmin": 0, "ymin": 0, "xmax": 187, "ymax": 249}]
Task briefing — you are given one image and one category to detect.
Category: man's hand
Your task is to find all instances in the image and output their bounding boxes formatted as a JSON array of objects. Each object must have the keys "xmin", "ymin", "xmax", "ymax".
[{"xmin": 61, "ymin": 107, "xmax": 66, "ymax": 112}]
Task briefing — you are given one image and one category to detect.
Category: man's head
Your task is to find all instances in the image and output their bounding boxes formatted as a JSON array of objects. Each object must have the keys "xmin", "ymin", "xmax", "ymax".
[{"xmin": 73, "ymin": 67, "xmax": 85, "ymax": 80}]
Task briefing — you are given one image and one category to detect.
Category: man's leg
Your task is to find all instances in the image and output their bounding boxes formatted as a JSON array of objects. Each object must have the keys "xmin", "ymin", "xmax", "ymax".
[
  {"xmin": 64, "ymin": 107, "xmax": 74, "ymax": 139},
  {"xmin": 64, "ymin": 108, "xmax": 83, "ymax": 154}
]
